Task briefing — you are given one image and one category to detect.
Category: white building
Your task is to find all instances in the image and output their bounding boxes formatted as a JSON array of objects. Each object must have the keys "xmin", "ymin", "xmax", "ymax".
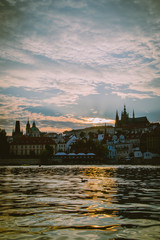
[
  {"xmin": 116, "ymin": 143, "xmax": 133, "ymax": 160},
  {"xmin": 65, "ymin": 135, "xmax": 77, "ymax": 152},
  {"xmin": 107, "ymin": 142, "xmax": 116, "ymax": 159},
  {"xmin": 98, "ymin": 134, "xmax": 104, "ymax": 141},
  {"xmin": 56, "ymin": 140, "xmax": 66, "ymax": 152}
]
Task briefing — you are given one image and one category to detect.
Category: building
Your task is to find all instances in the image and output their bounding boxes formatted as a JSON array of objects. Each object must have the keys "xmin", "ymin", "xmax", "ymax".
[
  {"xmin": 115, "ymin": 142, "xmax": 133, "ymax": 160},
  {"xmin": 140, "ymin": 125, "xmax": 160, "ymax": 154},
  {"xmin": 26, "ymin": 119, "xmax": 41, "ymax": 137},
  {"xmin": 143, "ymin": 152, "xmax": 152, "ymax": 160},
  {"xmin": 65, "ymin": 135, "xmax": 77, "ymax": 152},
  {"xmin": 12, "ymin": 121, "xmax": 23, "ymax": 138},
  {"xmin": 126, "ymin": 132, "xmax": 141, "ymax": 148},
  {"xmin": 115, "ymin": 105, "xmax": 149, "ymax": 130},
  {"xmin": 107, "ymin": 142, "xmax": 116, "ymax": 159},
  {"xmin": 57, "ymin": 140, "xmax": 66, "ymax": 152},
  {"xmin": 10, "ymin": 136, "xmax": 56, "ymax": 156},
  {"xmin": 133, "ymin": 148, "xmax": 143, "ymax": 159}
]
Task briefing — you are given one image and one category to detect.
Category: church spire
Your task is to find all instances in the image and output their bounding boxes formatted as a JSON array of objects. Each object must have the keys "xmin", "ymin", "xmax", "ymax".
[
  {"xmin": 32, "ymin": 121, "xmax": 36, "ymax": 127},
  {"xmin": 116, "ymin": 110, "xmax": 119, "ymax": 121},
  {"xmin": 26, "ymin": 118, "xmax": 30, "ymax": 136},
  {"xmin": 115, "ymin": 110, "xmax": 119, "ymax": 127},
  {"xmin": 104, "ymin": 123, "xmax": 107, "ymax": 136}
]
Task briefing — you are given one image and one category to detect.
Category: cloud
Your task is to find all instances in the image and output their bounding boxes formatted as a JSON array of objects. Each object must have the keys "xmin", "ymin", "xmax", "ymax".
[
  {"xmin": 112, "ymin": 92, "xmax": 153, "ymax": 100},
  {"xmin": 0, "ymin": 0, "xmax": 160, "ymax": 133}
]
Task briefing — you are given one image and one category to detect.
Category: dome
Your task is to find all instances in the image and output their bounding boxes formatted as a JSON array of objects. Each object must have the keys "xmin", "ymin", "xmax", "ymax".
[{"xmin": 31, "ymin": 126, "xmax": 39, "ymax": 132}]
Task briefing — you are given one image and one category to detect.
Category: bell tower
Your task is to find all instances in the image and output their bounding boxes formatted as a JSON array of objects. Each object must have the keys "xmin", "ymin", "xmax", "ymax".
[
  {"xmin": 26, "ymin": 118, "xmax": 30, "ymax": 136},
  {"xmin": 121, "ymin": 105, "xmax": 129, "ymax": 124}
]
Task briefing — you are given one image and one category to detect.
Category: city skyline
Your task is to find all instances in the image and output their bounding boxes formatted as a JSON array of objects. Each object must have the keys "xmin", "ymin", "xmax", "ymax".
[{"xmin": 0, "ymin": 0, "xmax": 160, "ymax": 135}]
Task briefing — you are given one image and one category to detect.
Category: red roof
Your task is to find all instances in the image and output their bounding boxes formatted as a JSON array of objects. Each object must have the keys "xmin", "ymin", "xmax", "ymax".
[{"xmin": 11, "ymin": 136, "xmax": 56, "ymax": 145}]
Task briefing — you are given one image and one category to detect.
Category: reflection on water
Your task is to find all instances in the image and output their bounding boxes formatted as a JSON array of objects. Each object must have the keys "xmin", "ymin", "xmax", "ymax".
[{"xmin": 0, "ymin": 165, "xmax": 160, "ymax": 240}]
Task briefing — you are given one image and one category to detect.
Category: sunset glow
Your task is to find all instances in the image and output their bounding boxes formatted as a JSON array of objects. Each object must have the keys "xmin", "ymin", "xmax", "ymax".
[{"xmin": 85, "ymin": 118, "xmax": 115, "ymax": 125}]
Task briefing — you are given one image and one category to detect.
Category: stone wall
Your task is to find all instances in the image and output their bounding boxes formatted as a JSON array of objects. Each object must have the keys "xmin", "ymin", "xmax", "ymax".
[{"xmin": 0, "ymin": 158, "xmax": 40, "ymax": 166}]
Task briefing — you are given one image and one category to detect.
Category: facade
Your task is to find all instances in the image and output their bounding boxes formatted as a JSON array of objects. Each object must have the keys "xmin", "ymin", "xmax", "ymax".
[
  {"xmin": 133, "ymin": 148, "xmax": 143, "ymax": 159},
  {"xmin": 140, "ymin": 125, "xmax": 160, "ymax": 154},
  {"xmin": 144, "ymin": 152, "xmax": 152, "ymax": 160},
  {"xmin": 65, "ymin": 135, "xmax": 77, "ymax": 152},
  {"xmin": 115, "ymin": 142, "xmax": 133, "ymax": 160},
  {"xmin": 126, "ymin": 132, "xmax": 141, "ymax": 148},
  {"xmin": 10, "ymin": 136, "xmax": 56, "ymax": 156},
  {"xmin": 107, "ymin": 142, "xmax": 116, "ymax": 159},
  {"xmin": 115, "ymin": 105, "xmax": 149, "ymax": 130},
  {"xmin": 57, "ymin": 141, "xmax": 66, "ymax": 152}
]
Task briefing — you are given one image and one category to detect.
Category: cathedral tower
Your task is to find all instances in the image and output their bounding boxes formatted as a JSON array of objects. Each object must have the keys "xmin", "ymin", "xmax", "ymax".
[
  {"xmin": 121, "ymin": 105, "xmax": 129, "ymax": 123},
  {"xmin": 115, "ymin": 110, "xmax": 119, "ymax": 127},
  {"xmin": 12, "ymin": 121, "xmax": 23, "ymax": 137},
  {"xmin": 26, "ymin": 118, "xmax": 30, "ymax": 136},
  {"xmin": 133, "ymin": 110, "xmax": 135, "ymax": 120}
]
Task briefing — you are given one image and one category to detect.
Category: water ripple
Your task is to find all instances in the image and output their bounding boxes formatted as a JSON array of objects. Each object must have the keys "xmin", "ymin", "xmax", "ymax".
[{"xmin": 0, "ymin": 165, "xmax": 160, "ymax": 240}]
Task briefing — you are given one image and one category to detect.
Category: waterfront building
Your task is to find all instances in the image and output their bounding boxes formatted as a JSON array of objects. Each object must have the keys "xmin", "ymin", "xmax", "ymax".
[
  {"xmin": 56, "ymin": 140, "xmax": 66, "ymax": 152},
  {"xmin": 10, "ymin": 136, "xmax": 56, "ymax": 156},
  {"xmin": 133, "ymin": 148, "xmax": 143, "ymax": 159},
  {"xmin": 143, "ymin": 151, "xmax": 152, "ymax": 160},
  {"xmin": 140, "ymin": 125, "xmax": 160, "ymax": 154},
  {"xmin": 107, "ymin": 142, "xmax": 116, "ymax": 159}
]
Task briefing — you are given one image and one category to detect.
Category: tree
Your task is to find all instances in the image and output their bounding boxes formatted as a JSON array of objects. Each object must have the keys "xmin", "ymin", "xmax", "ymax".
[
  {"xmin": 80, "ymin": 131, "xmax": 85, "ymax": 138},
  {"xmin": 88, "ymin": 132, "xmax": 94, "ymax": 140},
  {"xmin": 45, "ymin": 144, "xmax": 53, "ymax": 156},
  {"xmin": 0, "ymin": 129, "xmax": 9, "ymax": 157},
  {"xmin": 39, "ymin": 145, "xmax": 53, "ymax": 165}
]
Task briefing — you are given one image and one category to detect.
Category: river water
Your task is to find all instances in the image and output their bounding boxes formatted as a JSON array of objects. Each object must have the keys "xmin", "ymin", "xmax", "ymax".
[{"xmin": 0, "ymin": 165, "xmax": 160, "ymax": 240}]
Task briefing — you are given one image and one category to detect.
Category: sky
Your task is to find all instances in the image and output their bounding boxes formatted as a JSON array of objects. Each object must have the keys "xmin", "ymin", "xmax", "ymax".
[{"xmin": 0, "ymin": 0, "xmax": 160, "ymax": 135}]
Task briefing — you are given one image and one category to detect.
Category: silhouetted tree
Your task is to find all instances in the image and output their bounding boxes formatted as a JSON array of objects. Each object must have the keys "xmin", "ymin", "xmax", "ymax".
[
  {"xmin": 80, "ymin": 131, "xmax": 85, "ymax": 138},
  {"xmin": 0, "ymin": 129, "xmax": 9, "ymax": 157},
  {"xmin": 39, "ymin": 145, "xmax": 53, "ymax": 165}
]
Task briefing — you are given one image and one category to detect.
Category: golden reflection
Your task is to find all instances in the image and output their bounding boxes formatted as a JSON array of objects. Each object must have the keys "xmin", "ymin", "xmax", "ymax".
[{"xmin": 82, "ymin": 167, "xmax": 118, "ymax": 218}]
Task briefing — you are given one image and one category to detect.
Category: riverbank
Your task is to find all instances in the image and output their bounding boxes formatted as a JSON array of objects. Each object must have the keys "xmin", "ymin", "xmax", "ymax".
[
  {"xmin": 0, "ymin": 158, "xmax": 40, "ymax": 166},
  {"xmin": 0, "ymin": 158, "xmax": 160, "ymax": 166}
]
